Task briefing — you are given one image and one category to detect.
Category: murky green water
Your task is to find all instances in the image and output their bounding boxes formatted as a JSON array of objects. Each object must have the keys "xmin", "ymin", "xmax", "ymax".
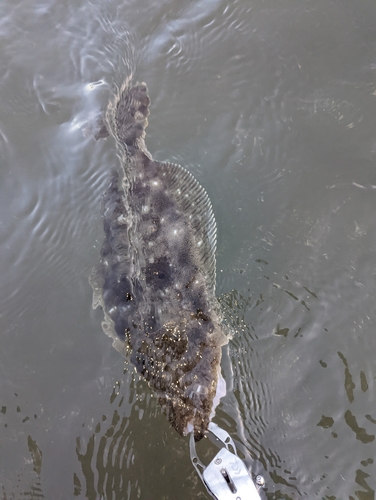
[{"xmin": 1, "ymin": 0, "xmax": 376, "ymax": 498}]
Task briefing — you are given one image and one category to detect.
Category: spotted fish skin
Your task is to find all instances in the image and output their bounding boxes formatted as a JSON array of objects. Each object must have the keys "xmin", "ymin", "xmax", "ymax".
[{"xmin": 90, "ymin": 83, "xmax": 229, "ymax": 440}]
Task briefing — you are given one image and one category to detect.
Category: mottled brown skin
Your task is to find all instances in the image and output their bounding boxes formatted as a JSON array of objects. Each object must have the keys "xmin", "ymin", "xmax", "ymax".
[{"xmin": 92, "ymin": 83, "xmax": 226, "ymax": 440}]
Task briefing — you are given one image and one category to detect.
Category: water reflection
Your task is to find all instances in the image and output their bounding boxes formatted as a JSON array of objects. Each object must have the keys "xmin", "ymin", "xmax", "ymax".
[
  {"xmin": 73, "ymin": 368, "xmax": 208, "ymax": 500},
  {"xmin": 74, "ymin": 370, "xmax": 138, "ymax": 499},
  {"xmin": 1, "ymin": 0, "xmax": 376, "ymax": 498},
  {"xmin": 75, "ymin": 409, "xmax": 133, "ymax": 498},
  {"xmin": 0, "ymin": 394, "xmax": 45, "ymax": 500},
  {"xmin": 219, "ymin": 282, "xmax": 376, "ymax": 499}
]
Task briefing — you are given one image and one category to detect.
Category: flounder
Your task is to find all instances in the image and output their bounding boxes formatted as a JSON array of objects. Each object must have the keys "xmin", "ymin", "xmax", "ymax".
[{"xmin": 90, "ymin": 82, "xmax": 230, "ymax": 441}]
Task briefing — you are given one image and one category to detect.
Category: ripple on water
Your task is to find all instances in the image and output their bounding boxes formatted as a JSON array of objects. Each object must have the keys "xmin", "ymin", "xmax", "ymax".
[
  {"xmin": 141, "ymin": 0, "xmax": 302, "ymax": 220},
  {"xmin": 1, "ymin": 0, "xmax": 376, "ymax": 498},
  {"xmin": 218, "ymin": 235, "xmax": 376, "ymax": 498},
  {"xmin": 74, "ymin": 371, "xmax": 139, "ymax": 498},
  {"xmin": 0, "ymin": 0, "xmax": 137, "ymax": 329},
  {"xmin": 73, "ymin": 369, "xmax": 205, "ymax": 499}
]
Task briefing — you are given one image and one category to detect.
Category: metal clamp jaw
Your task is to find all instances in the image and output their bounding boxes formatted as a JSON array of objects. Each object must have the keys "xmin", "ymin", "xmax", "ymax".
[{"xmin": 190, "ymin": 423, "xmax": 264, "ymax": 500}]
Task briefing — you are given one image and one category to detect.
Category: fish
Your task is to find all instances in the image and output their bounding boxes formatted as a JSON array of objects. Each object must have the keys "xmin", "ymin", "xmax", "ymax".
[{"xmin": 90, "ymin": 82, "xmax": 230, "ymax": 441}]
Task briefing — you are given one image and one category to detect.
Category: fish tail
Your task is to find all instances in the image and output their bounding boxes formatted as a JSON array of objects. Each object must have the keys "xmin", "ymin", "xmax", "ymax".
[{"xmin": 114, "ymin": 82, "xmax": 150, "ymax": 151}]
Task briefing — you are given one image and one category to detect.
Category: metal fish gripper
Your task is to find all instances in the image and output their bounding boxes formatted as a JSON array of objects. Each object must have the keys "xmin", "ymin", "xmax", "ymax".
[{"xmin": 189, "ymin": 422, "xmax": 265, "ymax": 500}]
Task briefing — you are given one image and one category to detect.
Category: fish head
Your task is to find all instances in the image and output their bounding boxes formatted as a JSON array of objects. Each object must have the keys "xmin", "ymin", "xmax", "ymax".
[{"xmin": 138, "ymin": 321, "xmax": 226, "ymax": 441}]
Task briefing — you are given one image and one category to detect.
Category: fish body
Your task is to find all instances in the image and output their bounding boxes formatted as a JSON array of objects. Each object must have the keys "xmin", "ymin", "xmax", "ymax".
[{"xmin": 90, "ymin": 83, "xmax": 229, "ymax": 440}]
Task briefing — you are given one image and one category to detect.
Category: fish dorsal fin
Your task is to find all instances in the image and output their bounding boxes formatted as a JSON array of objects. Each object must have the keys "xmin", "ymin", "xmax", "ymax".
[{"xmin": 158, "ymin": 161, "xmax": 217, "ymax": 294}]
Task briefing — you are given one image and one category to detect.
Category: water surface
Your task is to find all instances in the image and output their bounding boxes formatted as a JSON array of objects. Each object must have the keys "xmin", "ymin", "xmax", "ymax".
[{"xmin": 1, "ymin": 0, "xmax": 376, "ymax": 498}]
